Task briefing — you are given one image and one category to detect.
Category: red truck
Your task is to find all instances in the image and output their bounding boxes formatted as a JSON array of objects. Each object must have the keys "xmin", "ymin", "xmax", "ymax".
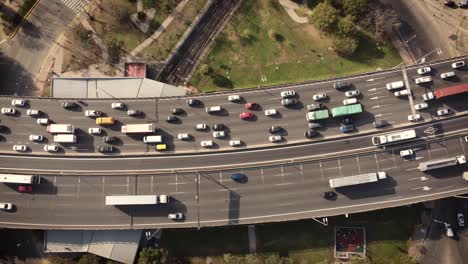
[{"xmin": 423, "ymin": 83, "xmax": 468, "ymax": 100}]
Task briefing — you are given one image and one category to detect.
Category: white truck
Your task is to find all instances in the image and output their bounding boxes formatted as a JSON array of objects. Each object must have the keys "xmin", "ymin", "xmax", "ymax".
[
  {"xmin": 105, "ymin": 194, "xmax": 169, "ymax": 205},
  {"xmin": 329, "ymin": 172, "xmax": 387, "ymax": 188},
  {"xmin": 372, "ymin": 129, "xmax": 416, "ymax": 146},
  {"xmin": 46, "ymin": 124, "xmax": 75, "ymax": 134},
  {"xmin": 419, "ymin": 155, "xmax": 466, "ymax": 172},
  {"xmin": 121, "ymin": 123, "xmax": 156, "ymax": 134},
  {"xmin": 0, "ymin": 174, "xmax": 41, "ymax": 184},
  {"xmin": 54, "ymin": 134, "xmax": 77, "ymax": 143}
]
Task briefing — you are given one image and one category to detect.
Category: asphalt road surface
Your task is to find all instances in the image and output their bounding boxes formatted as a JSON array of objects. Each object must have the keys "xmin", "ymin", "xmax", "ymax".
[{"xmin": 0, "ymin": 57, "xmax": 467, "ymax": 156}]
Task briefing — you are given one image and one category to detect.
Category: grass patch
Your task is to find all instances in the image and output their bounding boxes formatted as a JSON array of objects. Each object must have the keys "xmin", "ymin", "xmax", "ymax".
[
  {"xmin": 0, "ymin": 0, "xmax": 38, "ymax": 36},
  {"xmin": 140, "ymin": 0, "xmax": 208, "ymax": 61},
  {"xmin": 190, "ymin": 0, "xmax": 401, "ymax": 92},
  {"xmin": 143, "ymin": 0, "xmax": 181, "ymax": 23},
  {"xmin": 161, "ymin": 205, "xmax": 421, "ymax": 263}
]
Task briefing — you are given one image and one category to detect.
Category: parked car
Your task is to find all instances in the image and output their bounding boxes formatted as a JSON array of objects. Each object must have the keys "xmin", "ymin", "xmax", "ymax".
[
  {"xmin": 414, "ymin": 76, "xmax": 432, "ymax": 84},
  {"xmin": 417, "ymin": 67, "xmax": 431, "ymax": 75},
  {"xmin": 228, "ymin": 94, "xmax": 241, "ymax": 102},
  {"xmin": 201, "ymin": 140, "xmax": 214, "ymax": 148},
  {"xmin": 13, "ymin": 145, "xmax": 27, "ymax": 152},
  {"xmin": 280, "ymin": 90, "xmax": 295, "ymax": 98},
  {"xmin": 400, "ymin": 149, "xmax": 414, "ymax": 157},
  {"xmin": 264, "ymin": 109, "xmax": 278, "ymax": 116},
  {"xmin": 268, "ymin": 126, "xmax": 282, "ymax": 133},
  {"xmin": 440, "ymin": 71, "xmax": 456, "ymax": 79},
  {"xmin": 43, "ymin": 145, "xmax": 59, "ymax": 152},
  {"xmin": 186, "ymin": 99, "xmax": 200, "ymax": 106},
  {"xmin": 127, "ymin": 109, "xmax": 141, "ymax": 116},
  {"xmin": 231, "ymin": 173, "xmax": 247, "ymax": 183},
  {"xmin": 195, "ymin": 123, "xmax": 207, "ymax": 130},
  {"xmin": 111, "ymin": 102, "xmax": 125, "ymax": 109},
  {"xmin": 372, "ymin": 120, "xmax": 388, "ymax": 128},
  {"xmin": 437, "ymin": 108, "xmax": 452, "ymax": 116},
  {"xmin": 340, "ymin": 124, "xmax": 354, "ymax": 133},
  {"xmin": 452, "ymin": 61, "xmax": 465, "ymax": 69},
  {"xmin": 85, "ymin": 110, "xmax": 102, "ymax": 117},
  {"xmin": 304, "ymin": 130, "xmax": 318, "ymax": 138},
  {"xmin": 18, "ymin": 185, "xmax": 33, "ymax": 193},
  {"xmin": 62, "ymin": 101, "xmax": 77, "ymax": 109},
  {"xmin": 11, "ymin": 99, "xmax": 26, "ymax": 107},
  {"xmin": 88, "ymin": 128, "xmax": 102, "ymax": 135},
  {"xmin": 333, "ymin": 81, "xmax": 351, "ymax": 90},
  {"xmin": 166, "ymin": 116, "xmax": 178, "ymax": 123},
  {"xmin": 239, "ymin": 112, "xmax": 254, "ymax": 120},
  {"xmin": 281, "ymin": 98, "xmax": 297, "ymax": 106},
  {"xmin": 26, "ymin": 109, "xmax": 40, "ymax": 117},
  {"xmin": 168, "ymin": 213, "xmax": 183, "ymax": 220},
  {"xmin": 414, "ymin": 103, "xmax": 428, "ymax": 110},
  {"xmin": 97, "ymin": 145, "xmax": 114, "ymax": 153},
  {"xmin": 269, "ymin": 135, "xmax": 282, "ymax": 142},
  {"xmin": 458, "ymin": 213, "xmax": 465, "ymax": 227},
  {"xmin": 306, "ymin": 103, "xmax": 323, "ymax": 111},
  {"xmin": 245, "ymin": 102, "xmax": 258, "ymax": 110},
  {"xmin": 408, "ymin": 113, "xmax": 422, "ymax": 122},
  {"xmin": 29, "ymin": 135, "xmax": 43, "ymax": 141},
  {"xmin": 213, "ymin": 131, "xmax": 226, "ymax": 138},
  {"xmin": 345, "ymin": 90, "xmax": 360, "ymax": 98},
  {"xmin": 1, "ymin": 108, "xmax": 16, "ymax": 115},
  {"xmin": 313, "ymin": 93, "xmax": 327, "ymax": 101},
  {"xmin": 322, "ymin": 191, "xmax": 337, "ymax": 200}
]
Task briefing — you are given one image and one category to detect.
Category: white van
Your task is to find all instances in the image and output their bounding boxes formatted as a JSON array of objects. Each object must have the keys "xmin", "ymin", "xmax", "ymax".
[
  {"xmin": 343, "ymin": 98, "xmax": 357, "ymax": 105},
  {"xmin": 206, "ymin": 106, "xmax": 222, "ymax": 113},
  {"xmin": 386, "ymin": 81, "xmax": 404, "ymax": 90},
  {"xmin": 143, "ymin": 135, "xmax": 163, "ymax": 143}
]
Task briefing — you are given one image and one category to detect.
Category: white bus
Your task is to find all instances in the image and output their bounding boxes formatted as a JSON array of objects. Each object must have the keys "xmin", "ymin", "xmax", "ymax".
[
  {"xmin": 419, "ymin": 155, "xmax": 466, "ymax": 172},
  {"xmin": 121, "ymin": 124, "xmax": 156, "ymax": 134},
  {"xmin": 105, "ymin": 194, "xmax": 168, "ymax": 205},
  {"xmin": 372, "ymin": 129, "xmax": 416, "ymax": 146},
  {"xmin": 0, "ymin": 174, "xmax": 41, "ymax": 184}
]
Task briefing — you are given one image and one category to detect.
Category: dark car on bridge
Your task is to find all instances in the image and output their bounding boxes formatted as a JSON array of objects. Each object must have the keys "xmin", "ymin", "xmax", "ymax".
[
  {"xmin": 212, "ymin": 123, "xmax": 224, "ymax": 131},
  {"xmin": 304, "ymin": 130, "xmax": 318, "ymax": 138},
  {"xmin": 340, "ymin": 124, "xmax": 355, "ymax": 133},
  {"xmin": 268, "ymin": 126, "xmax": 282, "ymax": 133},
  {"xmin": 171, "ymin": 108, "xmax": 184, "ymax": 115},
  {"xmin": 18, "ymin": 185, "xmax": 33, "ymax": 193},
  {"xmin": 97, "ymin": 145, "xmax": 114, "ymax": 153},
  {"xmin": 231, "ymin": 173, "xmax": 248, "ymax": 183},
  {"xmin": 186, "ymin": 99, "xmax": 201, "ymax": 106},
  {"xmin": 166, "ymin": 116, "xmax": 179, "ymax": 123},
  {"xmin": 62, "ymin": 101, "xmax": 77, "ymax": 109},
  {"xmin": 323, "ymin": 191, "xmax": 337, "ymax": 200}
]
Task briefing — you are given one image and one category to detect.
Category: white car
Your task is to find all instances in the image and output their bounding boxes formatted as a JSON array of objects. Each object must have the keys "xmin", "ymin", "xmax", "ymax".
[
  {"xmin": 26, "ymin": 109, "xmax": 40, "ymax": 117},
  {"xmin": 437, "ymin": 108, "xmax": 452, "ymax": 116},
  {"xmin": 269, "ymin": 135, "xmax": 282, "ymax": 142},
  {"xmin": 229, "ymin": 139, "xmax": 242, "ymax": 147},
  {"xmin": 400, "ymin": 149, "xmax": 414, "ymax": 157},
  {"xmin": 0, "ymin": 203, "xmax": 13, "ymax": 211},
  {"xmin": 13, "ymin": 145, "xmax": 27, "ymax": 152},
  {"xmin": 416, "ymin": 67, "xmax": 431, "ymax": 75},
  {"xmin": 1, "ymin": 108, "xmax": 16, "ymax": 115},
  {"xmin": 29, "ymin": 135, "xmax": 43, "ymax": 141},
  {"xmin": 415, "ymin": 76, "xmax": 432, "ymax": 84},
  {"xmin": 280, "ymin": 90, "xmax": 295, "ymax": 98},
  {"xmin": 111, "ymin": 102, "xmax": 125, "ymax": 109},
  {"xmin": 440, "ymin": 71, "xmax": 455, "ymax": 79},
  {"xmin": 85, "ymin": 110, "xmax": 102, "ymax": 117},
  {"xmin": 313, "ymin": 93, "xmax": 327, "ymax": 101},
  {"xmin": 36, "ymin": 118, "xmax": 49, "ymax": 125},
  {"xmin": 177, "ymin": 133, "xmax": 191, "ymax": 140},
  {"xmin": 264, "ymin": 109, "xmax": 277, "ymax": 116},
  {"xmin": 213, "ymin": 131, "xmax": 226, "ymax": 138},
  {"xmin": 201, "ymin": 140, "xmax": 213, "ymax": 148},
  {"xmin": 11, "ymin": 99, "xmax": 26, "ymax": 107},
  {"xmin": 458, "ymin": 213, "xmax": 465, "ymax": 227},
  {"xmin": 446, "ymin": 224, "xmax": 454, "ymax": 237},
  {"xmin": 43, "ymin": 145, "xmax": 59, "ymax": 152},
  {"xmin": 344, "ymin": 90, "xmax": 360, "ymax": 98},
  {"xmin": 195, "ymin": 123, "xmax": 207, "ymax": 130},
  {"xmin": 228, "ymin": 95, "xmax": 241, "ymax": 102},
  {"xmin": 408, "ymin": 113, "xmax": 422, "ymax": 122},
  {"xmin": 414, "ymin": 103, "xmax": 428, "ymax": 111},
  {"xmin": 168, "ymin": 213, "xmax": 183, "ymax": 220},
  {"xmin": 386, "ymin": 81, "xmax": 404, "ymax": 90},
  {"xmin": 88, "ymin": 128, "xmax": 102, "ymax": 134},
  {"xmin": 452, "ymin": 61, "xmax": 465, "ymax": 69},
  {"xmin": 394, "ymin": 89, "xmax": 410, "ymax": 97}
]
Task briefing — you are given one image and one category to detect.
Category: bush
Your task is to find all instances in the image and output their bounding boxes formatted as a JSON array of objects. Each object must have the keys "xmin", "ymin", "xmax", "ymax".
[
  {"xmin": 309, "ymin": 2, "xmax": 339, "ymax": 33},
  {"xmin": 78, "ymin": 254, "xmax": 101, "ymax": 264},
  {"xmin": 342, "ymin": 0, "xmax": 369, "ymax": 19},
  {"xmin": 138, "ymin": 248, "xmax": 168, "ymax": 264},
  {"xmin": 332, "ymin": 35, "xmax": 359, "ymax": 56},
  {"xmin": 337, "ymin": 15, "xmax": 357, "ymax": 37}
]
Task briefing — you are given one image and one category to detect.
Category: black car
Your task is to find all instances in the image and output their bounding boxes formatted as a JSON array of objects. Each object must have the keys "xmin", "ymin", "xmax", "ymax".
[
  {"xmin": 304, "ymin": 130, "xmax": 318, "ymax": 138},
  {"xmin": 333, "ymin": 81, "xmax": 351, "ymax": 90},
  {"xmin": 444, "ymin": 0, "xmax": 456, "ymax": 6},
  {"xmin": 0, "ymin": 125, "xmax": 7, "ymax": 132},
  {"xmin": 212, "ymin": 123, "xmax": 224, "ymax": 131},
  {"xmin": 171, "ymin": 108, "xmax": 184, "ymax": 115},
  {"xmin": 268, "ymin": 126, "xmax": 282, "ymax": 133},
  {"xmin": 166, "ymin": 116, "xmax": 179, "ymax": 123},
  {"xmin": 373, "ymin": 120, "xmax": 388, "ymax": 128},
  {"xmin": 341, "ymin": 117, "xmax": 353, "ymax": 125},
  {"xmin": 102, "ymin": 136, "xmax": 117, "ymax": 143},
  {"xmin": 459, "ymin": 1, "xmax": 468, "ymax": 8},
  {"xmin": 340, "ymin": 124, "xmax": 354, "ymax": 133},
  {"xmin": 186, "ymin": 99, "xmax": 200, "ymax": 106},
  {"xmin": 323, "ymin": 191, "xmax": 337, "ymax": 200},
  {"xmin": 231, "ymin": 173, "xmax": 248, "ymax": 183},
  {"xmin": 62, "ymin": 101, "xmax": 77, "ymax": 109},
  {"xmin": 97, "ymin": 145, "xmax": 114, "ymax": 153}
]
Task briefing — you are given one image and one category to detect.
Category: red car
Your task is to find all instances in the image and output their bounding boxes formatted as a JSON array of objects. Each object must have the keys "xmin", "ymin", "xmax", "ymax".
[
  {"xmin": 245, "ymin": 103, "xmax": 258, "ymax": 110},
  {"xmin": 18, "ymin": 185, "xmax": 33, "ymax": 193},
  {"xmin": 239, "ymin": 112, "xmax": 254, "ymax": 120}
]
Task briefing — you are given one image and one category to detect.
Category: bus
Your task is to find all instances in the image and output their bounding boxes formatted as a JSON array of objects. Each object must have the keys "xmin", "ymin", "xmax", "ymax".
[
  {"xmin": 372, "ymin": 129, "xmax": 416, "ymax": 146},
  {"xmin": 121, "ymin": 124, "xmax": 156, "ymax": 134},
  {"xmin": 0, "ymin": 174, "xmax": 41, "ymax": 184},
  {"xmin": 419, "ymin": 155, "xmax": 466, "ymax": 172}
]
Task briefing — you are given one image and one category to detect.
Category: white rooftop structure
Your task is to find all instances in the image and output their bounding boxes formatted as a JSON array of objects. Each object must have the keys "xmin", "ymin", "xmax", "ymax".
[
  {"xmin": 44, "ymin": 230, "xmax": 142, "ymax": 264},
  {"xmin": 50, "ymin": 77, "xmax": 186, "ymax": 98}
]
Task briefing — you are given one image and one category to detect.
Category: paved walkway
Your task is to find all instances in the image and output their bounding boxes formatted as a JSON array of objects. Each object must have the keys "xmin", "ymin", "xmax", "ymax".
[
  {"xmin": 79, "ymin": 15, "xmax": 109, "ymax": 62},
  {"xmin": 129, "ymin": 0, "xmax": 191, "ymax": 58},
  {"xmin": 278, "ymin": 0, "xmax": 309, "ymax": 24}
]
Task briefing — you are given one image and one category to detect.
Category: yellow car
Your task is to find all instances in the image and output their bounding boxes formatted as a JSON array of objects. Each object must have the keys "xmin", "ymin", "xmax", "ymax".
[{"xmin": 156, "ymin": 144, "xmax": 167, "ymax": 151}]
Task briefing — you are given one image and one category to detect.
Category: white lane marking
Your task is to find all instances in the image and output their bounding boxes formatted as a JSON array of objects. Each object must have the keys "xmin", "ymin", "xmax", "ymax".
[
  {"xmin": 366, "ymin": 77, "xmax": 387, "ymax": 82},
  {"xmin": 374, "ymin": 113, "xmax": 393, "ymax": 117},
  {"xmin": 410, "ymin": 186, "xmax": 431, "ymax": 191},
  {"xmin": 364, "ymin": 83, "xmax": 381, "ymax": 87},
  {"xmin": 367, "ymin": 87, "xmax": 385, "ymax": 92},
  {"xmin": 406, "ymin": 167, "xmax": 419, "ymax": 171},
  {"xmin": 370, "ymin": 96, "xmax": 389, "ymax": 100},
  {"xmin": 409, "ymin": 176, "xmax": 429, "ymax": 181}
]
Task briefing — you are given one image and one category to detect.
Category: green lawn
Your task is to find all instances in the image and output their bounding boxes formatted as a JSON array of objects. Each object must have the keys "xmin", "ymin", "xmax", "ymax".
[
  {"xmin": 190, "ymin": 0, "xmax": 401, "ymax": 92},
  {"xmin": 160, "ymin": 206, "xmax": 420, "ymax": 263}
]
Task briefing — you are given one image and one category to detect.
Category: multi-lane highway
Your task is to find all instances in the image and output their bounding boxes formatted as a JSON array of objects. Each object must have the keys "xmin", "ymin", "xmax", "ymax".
[{"xmin": 0, "ymin": 57, "xmax": 467, "ymax": 156}]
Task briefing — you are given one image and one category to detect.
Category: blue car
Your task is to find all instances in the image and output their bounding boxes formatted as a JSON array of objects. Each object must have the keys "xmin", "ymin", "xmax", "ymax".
[
  {"xmin": 231, "ymin": 174, "xmax": 247, "ymax": 183},
  {"xmin": 340, "ymin": 124, "xmax": 354, "ymax": 133}
]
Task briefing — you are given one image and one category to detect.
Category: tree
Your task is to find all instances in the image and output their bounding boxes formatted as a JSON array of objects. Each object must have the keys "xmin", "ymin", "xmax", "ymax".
[
  {"xmin": 265, "ymin": 255, "xmax": 282, "ymax": 264},
  {"xmin": 342, "ymin": 0, "xmax": 368, "ymax": 19},
  {"xmin": 223, "ymin": 254, "xmax": 244, "ymax": 264},
  {"xmin": 309, "ymin": 2, "xmax": 339, "ymax": 33},
  {"xmin": 199, "ymin": 64, "xmax": 213, "ymax": 76},
  {"xmin": 138, "ymin": 248, "xmax": 168, "ymax": 264},
  {"xmin": 78, "ymin": 254, "xmax": 101, "ymax": 264},
  {"xmin": 337, "ymin": 15, "xmax": 357, "ymax": 37},
  {"xmin": 332, "ymin": 35, "xmax": 359, "ymax": 56},
  {"xmin": 245, "ymin": 254, "xmax": 262, "ymax": 264}
]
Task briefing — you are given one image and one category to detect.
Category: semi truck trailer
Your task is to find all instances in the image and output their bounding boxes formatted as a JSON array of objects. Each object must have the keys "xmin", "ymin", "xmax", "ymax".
[{"xmin": 329, "ymin": 172, "xmax": 387, "ymax": 188}]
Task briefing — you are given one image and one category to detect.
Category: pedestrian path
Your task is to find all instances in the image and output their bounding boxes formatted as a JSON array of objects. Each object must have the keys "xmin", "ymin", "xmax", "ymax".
[{"xmin": 60, "ymin": 0, "xmax": 90, "ymax": 14}]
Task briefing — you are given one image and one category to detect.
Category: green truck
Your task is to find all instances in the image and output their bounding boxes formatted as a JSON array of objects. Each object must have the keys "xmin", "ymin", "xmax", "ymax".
[
  {"xmin": 306, "ymin": 109, "xmax": 329, "ymax": 121},
  {"xmin": 331, "ymin": 104, "xmax": 362, "ymax": 117}
]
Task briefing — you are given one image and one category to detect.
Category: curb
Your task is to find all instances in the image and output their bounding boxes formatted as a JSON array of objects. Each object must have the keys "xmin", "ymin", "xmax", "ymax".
[{"xmin": 0, "ymin": 0, "xmax": 42, "ymax": 40}]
